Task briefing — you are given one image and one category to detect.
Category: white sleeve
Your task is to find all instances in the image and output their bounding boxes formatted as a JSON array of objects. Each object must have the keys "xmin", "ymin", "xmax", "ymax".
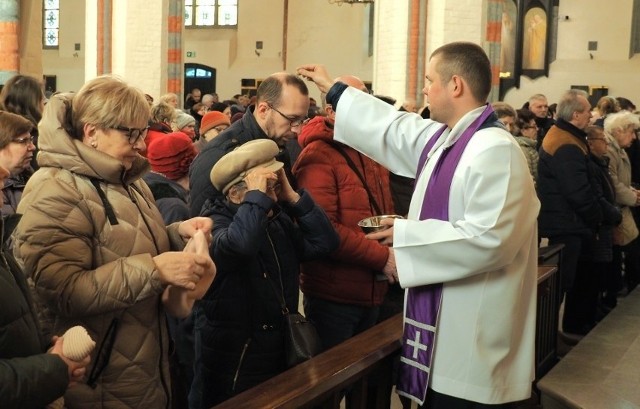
[{"xmin": 333, "ymin": 87, "xmax": 441, "ymax": 178}]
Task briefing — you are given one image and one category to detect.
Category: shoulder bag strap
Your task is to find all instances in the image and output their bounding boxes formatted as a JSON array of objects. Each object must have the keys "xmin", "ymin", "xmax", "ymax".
[{"xmin": 329, "ymin": 142, "xmax": 382, "ymax": 215}]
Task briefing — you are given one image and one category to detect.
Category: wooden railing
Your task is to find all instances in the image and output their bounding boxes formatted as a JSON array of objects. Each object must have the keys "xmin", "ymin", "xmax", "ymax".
[
  {"xmin": 213, "ymin": 262, "xmax": 562, "ymax": 409},
  {"xmin": 214, "ymin": 313, "xmax": 404, "ymax": 409}
]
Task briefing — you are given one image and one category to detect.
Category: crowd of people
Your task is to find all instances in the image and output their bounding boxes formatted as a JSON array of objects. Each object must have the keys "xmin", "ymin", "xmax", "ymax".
[
  {"xmin": 1, "ymin": 41, "xmax": 639, "ymax": 409},
  {"xmin": 494, "ymin": 91, "xmax": 640, "ymax": 341}
]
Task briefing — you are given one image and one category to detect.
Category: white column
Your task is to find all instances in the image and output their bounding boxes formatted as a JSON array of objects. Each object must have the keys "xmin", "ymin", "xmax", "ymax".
[
  {"xmin": 373, "ymin": 0, "xmax": 486, "ymax": 107},
  {"xmin": 111, "ymin": 0, "xmax": 168, "ymax": 97},
  {"xmin": 85, "ymin": 1, "xmax": 98, "ymax": 80},
  {"xmin": 372, "ymin": 0, "xmax": 410, "ymax": 106}
]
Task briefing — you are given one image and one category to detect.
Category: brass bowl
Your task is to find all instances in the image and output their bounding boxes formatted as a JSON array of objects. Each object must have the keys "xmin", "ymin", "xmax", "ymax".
[{"xmin": 357, "ymin": 215, "xmax": 404, "ymax": 234}]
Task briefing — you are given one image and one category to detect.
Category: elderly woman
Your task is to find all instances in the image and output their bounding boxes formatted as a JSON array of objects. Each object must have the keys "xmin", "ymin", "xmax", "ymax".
[
  {"xmin": 13, "ymin": 76, "xmax": 215, "ymax": 409},
  {"xmin": 515, "ymin": 109, "xmax": 539, "ymax": 185},
  {"xmin": 0, "ymin": 112, "xmax": 36, "ymax": 215},
  {"xmin": 0, "ymin": 74, "xmax": 44, "ymax": 203},
  {"xmin": 604, "ymin": 111, "xmax": 640, "ymax": 301},
  {"xmin": 190, "ymin": 139, "xmax": 339, "ymax": 408}
]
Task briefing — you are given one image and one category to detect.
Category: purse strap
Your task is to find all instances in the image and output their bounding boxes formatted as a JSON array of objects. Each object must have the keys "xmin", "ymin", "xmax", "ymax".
[
  {"xmin": 329, "ymin": 142, "xmax": 382, "ymax": 215},
  {"xmin": 264, "ymin": 231, "xmax": 289, "ymax": 315}
]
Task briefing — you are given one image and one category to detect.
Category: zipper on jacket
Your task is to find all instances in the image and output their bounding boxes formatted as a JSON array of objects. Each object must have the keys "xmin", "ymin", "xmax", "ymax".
[{"xmin": 231, "ymin": 338, "xmax": 252, "ymax": 393}]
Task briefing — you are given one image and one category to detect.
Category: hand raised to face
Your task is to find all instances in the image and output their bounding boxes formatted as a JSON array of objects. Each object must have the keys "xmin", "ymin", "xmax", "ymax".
[{"xmin": 244, "ymin": 167, "xmax": 278, "ymax": 194}]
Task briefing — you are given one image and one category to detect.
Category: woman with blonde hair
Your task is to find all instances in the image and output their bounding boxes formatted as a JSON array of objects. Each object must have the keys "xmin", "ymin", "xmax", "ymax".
[
  {"xmin": 13, "ymin": 75, "xmax": 215, "ymax": 409},
  {"xmin": 160, "ymin": 92, "xmax": 179, "ymax": 109},
  {"xmin": 594, "ymin": 96, "xmax": 620, "ymax": 127},
  {"xmin": 146, "ymin": 100, "xmax": 177, "ymax": 152}
]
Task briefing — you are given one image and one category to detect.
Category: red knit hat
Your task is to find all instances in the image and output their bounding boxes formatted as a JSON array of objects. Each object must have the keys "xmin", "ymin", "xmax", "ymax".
[
  {"xmin": 200, "ymin": 111, "xmax": 231, "ymax": 135},
  {"xmin": 146, "ymin": 132, "xmax": 197, "ymax": 180}
]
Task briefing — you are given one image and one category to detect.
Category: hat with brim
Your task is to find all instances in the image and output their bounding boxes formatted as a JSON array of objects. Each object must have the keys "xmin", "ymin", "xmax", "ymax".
[{"xmin": 210, "ymin": 139, "xmax": 284, "ymax": 194}]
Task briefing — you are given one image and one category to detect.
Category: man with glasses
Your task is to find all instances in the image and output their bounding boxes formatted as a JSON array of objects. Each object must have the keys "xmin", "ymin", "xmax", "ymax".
[{"xmin": 189, "ymin": 72, "xmax": 310, "ymax": 216}]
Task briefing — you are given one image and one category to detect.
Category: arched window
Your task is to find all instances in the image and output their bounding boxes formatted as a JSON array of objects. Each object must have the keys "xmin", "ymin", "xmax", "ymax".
[
  {"xmin": 185, "ymin": 0, "xmax": 238, "ymax": 27},
  {"xmin": 43, "ymin": 0, "xmax": 60, "ymax": 48}
]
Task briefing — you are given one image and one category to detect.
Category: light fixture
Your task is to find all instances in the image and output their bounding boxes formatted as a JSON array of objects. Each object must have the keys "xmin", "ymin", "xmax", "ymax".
[{"xmin": 328, "ymin": 0, "xmax": 374, "ymax": 5}]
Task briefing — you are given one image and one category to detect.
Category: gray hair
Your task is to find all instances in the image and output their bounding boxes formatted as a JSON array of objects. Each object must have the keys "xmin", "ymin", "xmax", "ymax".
[
  {"xmin": 528, "ymin": 94, "xmax": 547, "ymax": 104},
  {"xmin": 604, "ymin": 111, "xmax": 640, "ymax": 135},
  {"xmin": 556, "ymin": 89, "xmax": 589, "ymax": 122}
]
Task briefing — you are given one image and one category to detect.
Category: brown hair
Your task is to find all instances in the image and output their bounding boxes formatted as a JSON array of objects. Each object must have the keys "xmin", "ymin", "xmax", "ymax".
[
  {"xmin": 0, "ymin": 111, "xmax": 34, "ymax": 149},
  {"xmin": 0, "ymin": 75, "xmax": 45, "ymax": 126},
  {"xmin": 430, "ymin": 42, "xmax": 492, "ymax": 103},
  {"xmin": 256, "ymin": 73, "xmax": 309, "ymax": 107}
]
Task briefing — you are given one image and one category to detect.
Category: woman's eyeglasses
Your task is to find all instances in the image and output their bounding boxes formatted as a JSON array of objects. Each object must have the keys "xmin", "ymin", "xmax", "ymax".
[
  {"xmin": 12, "ymin": 135, "xmax": 35, "ymax": 145},
  {"xmin": 113, "ymin": 126, "xmax": 149, "ymax": 145}
]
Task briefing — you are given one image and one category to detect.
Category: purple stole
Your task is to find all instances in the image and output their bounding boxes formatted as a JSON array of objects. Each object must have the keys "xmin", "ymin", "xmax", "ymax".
[{"xmin": 396, "ymin": 105, "xmax": 496, "ymax": 405}]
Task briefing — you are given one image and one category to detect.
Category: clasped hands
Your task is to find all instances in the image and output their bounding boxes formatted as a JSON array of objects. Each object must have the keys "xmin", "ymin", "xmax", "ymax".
[{"xmin": 155, "ymin": 217, "xmax": 215, "ymax": 292}]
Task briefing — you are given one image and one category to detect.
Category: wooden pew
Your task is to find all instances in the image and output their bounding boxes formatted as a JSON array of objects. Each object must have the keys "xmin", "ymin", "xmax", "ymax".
[
  {"xmin": 211, "ymin": 265, "xmax": 560, "ymax": 408},
  {"xmin": 214, "ymin": 313, "xmax": 404, "ymax": 409}
]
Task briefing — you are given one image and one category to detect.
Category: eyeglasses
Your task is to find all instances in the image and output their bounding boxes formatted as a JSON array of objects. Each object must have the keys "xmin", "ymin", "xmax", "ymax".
[
  {"xmin": 268, "ymin": 104, "xmax": 309, "ymax": 128},
  {"xmin": 113, "ymin": 125, "xmax": 149, "ymax": 145},
  {"xmin": 522, "ymin": 125, "xmax": 539, "ymax": 130},
  {"xmin": 12, "ymin": 135, "xmax": 35, "ymax": 145}
]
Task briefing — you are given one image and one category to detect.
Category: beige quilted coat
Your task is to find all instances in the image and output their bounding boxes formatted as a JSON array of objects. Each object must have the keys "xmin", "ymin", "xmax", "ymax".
[{"xmin": 14, "ymin": 94, "xmax": 184, "ymax": 408}]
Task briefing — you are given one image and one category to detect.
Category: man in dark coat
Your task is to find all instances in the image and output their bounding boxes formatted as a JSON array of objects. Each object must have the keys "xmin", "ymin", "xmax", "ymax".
[
  {"xmin": 538, "ymin": 89, "xmax": 603, "ymax": 335},
  {"xmin": 189, "ymin": 72, "xmax": 310, "ymax": 216}
]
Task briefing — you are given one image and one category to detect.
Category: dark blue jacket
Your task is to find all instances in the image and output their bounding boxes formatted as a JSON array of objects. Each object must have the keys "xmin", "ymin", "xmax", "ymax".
[
  {"xmin": 190, "ymin": 189, "xmax": 338, "ymax": 408},
  {"xmin": 143, "ymin": 171, "xmax": 190, "ymax": 225}
]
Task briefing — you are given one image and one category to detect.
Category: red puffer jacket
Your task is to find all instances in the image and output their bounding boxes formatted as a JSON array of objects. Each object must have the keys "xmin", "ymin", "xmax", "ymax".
[{"xmin": 293, "ymin": 116, "xmax": 393, "ymax": 306}]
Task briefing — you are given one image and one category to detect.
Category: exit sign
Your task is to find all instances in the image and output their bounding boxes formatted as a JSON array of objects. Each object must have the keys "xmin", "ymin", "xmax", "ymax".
[{"xmin": 186, "ymin": 51, "xmax": 196, "ymax": 58}]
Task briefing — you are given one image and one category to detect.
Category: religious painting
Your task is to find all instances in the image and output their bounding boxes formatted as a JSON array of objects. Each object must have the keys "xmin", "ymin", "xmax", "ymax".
[
  {"xmin": 498, "ymin": 0, "xmax": 557, "ymax": 99},
  {"xmin": 522, "ymin": 7, "xmax": 547, "ymax": 70},
  {"xmin": 500, "ymin": 0, "xmax": 518, "ymax": 77}
]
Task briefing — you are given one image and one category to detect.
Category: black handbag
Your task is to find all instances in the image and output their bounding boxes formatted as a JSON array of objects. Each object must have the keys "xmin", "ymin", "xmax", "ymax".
[
  {"xmin": 265, "ymin": 252, "xmax": 322, "ymax": 368},
  {"xmin": 283, "ymin": 311, "xmax": 322, "ymax": 368}
]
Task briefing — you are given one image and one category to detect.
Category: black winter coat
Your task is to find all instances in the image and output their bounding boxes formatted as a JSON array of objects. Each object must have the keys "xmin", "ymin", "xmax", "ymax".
[
  {"xmin": 188, "ymin": 107, "xmax": 296, "ymax": 217},
  {"xmin": 190, "ymin": 189, "xmax": 338, "ymax": 408},
  {"xmin": 587, "ymin": 154, "xmax": 622, "ymax": 262},
  {"xmin": 538, "ymin": 120, "xmax": 604, "ymax": 237},
  {"xmin": 0, "ymin": 215, "xmax": 69, "ymax": 408}
]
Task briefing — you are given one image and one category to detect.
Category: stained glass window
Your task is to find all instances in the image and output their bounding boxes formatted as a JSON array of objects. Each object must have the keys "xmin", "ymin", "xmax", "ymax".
[
  {"xmin": 43, "ymin": 0, "xmax": 60, "ymax": 48},
  {"xmin": 185, "ymin": 0, "xmax": 237, "ymax": 27}
]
